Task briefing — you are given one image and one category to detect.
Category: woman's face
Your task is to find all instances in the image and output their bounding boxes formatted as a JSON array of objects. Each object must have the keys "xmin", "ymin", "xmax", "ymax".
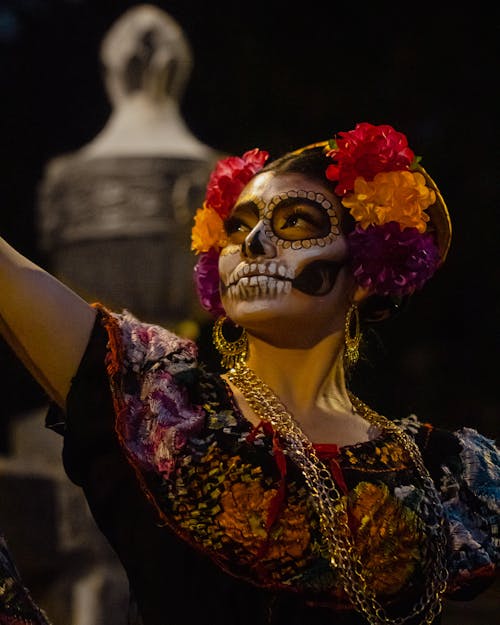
[{"xmin": 218, "ymin": 171, "xmax": 355, "ymax": 346}]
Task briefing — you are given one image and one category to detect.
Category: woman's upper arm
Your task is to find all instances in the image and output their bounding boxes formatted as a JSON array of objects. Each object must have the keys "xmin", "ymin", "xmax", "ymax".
[{"xmin": 0, "ymin": 236, "xmax": 97, "ymax": 407}]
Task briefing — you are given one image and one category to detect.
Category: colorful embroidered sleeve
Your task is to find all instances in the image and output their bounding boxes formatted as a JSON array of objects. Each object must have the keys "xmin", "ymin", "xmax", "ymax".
[
  {"xmin": 439, "ymin": 427, "xmax": 499, "ymax": 596},
  {"xmin": 95, "ymin": 304, "xmax": 204, "ymax": 479}
]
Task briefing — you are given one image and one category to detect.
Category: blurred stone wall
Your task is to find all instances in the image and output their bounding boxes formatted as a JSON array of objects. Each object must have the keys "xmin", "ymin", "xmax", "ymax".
[{"xmin": 0, "ymin": 5, "xmax": 217, "ymax": 624}]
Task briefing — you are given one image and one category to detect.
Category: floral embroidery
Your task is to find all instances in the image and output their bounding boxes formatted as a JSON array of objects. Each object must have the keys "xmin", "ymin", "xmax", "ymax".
[
  {"xmin": 101, "ymin": 307, "xmax": 204, "ymax": 478},
  {"xmin": 100, "ymin": 309, "xmax": 500, "ymax": 604},
  {"xmin": 374, "ymin": 441, "xmax": 407, "ymax": 466},
  {"xmin": 217, "ymin": 479, "xmax": 311, "ymax": 565},
  {"xmin": 342, "ymin": 438, "xmax": 409, "ymax": 472},
  {"xmin": 347, "ymin": 482, "xmax": 424, "ymax": 595}
]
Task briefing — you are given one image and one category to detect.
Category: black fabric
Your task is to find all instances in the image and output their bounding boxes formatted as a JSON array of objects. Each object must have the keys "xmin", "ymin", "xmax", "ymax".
[{"xmin": 50, "ymin": 317, "xmax": 441, "ymax": 625}]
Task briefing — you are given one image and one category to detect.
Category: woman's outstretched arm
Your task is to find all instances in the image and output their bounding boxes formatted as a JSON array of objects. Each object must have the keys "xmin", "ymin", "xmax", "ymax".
[{"xmin": 0, "ymin": 237, "xmax": 97, "ymax": 408}]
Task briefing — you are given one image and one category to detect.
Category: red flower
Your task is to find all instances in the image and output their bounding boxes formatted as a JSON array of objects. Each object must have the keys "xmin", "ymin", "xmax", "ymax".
[
  {"xmin": 205, "ymin": 148, "xmax": 269, "ymax": 218},
  {"xmin": 325, "ymin": 123, "xmax": 415, "ymax": 196}
]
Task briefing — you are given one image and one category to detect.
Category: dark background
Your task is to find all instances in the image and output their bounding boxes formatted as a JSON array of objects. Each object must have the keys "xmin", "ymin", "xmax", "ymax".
[{"xmin": 0, "ymin": 0, "xmax": 498, "ymax": 438}]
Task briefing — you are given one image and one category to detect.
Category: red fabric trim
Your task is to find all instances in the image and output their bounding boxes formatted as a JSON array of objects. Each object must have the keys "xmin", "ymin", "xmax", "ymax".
[
  {"xmin": 313, "ymin": 443, "xmax": 348, "ymax": 495},
  {"xmin": 247, "ymin": 421, "xmax": 288, "ymax": 561},
  {"xmin": 313, "ymin": 442, "xmax": 339, "ymax": 455}
]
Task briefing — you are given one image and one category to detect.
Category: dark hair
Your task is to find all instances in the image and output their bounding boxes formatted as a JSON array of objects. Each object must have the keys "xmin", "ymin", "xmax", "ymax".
[{"xmin": 262, "ymin": 144, "xmax": 328, "ymax": 178}]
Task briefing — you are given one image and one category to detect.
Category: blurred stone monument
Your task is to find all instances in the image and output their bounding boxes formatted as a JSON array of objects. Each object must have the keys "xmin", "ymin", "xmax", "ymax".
[
  {"xmin": 1, "ymin": 5, "xmax": 218, "ymax": 625},
  {"xmin": 37, "ymin": 3, "xmax": 218, "ymax": 328}
]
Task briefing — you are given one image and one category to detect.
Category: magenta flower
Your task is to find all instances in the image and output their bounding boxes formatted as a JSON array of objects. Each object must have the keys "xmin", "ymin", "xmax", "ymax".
[
  {"xmin": 193, "ymin": 248, "xmax": 224, "ymax": 317},
  {"xmin": 348, "ymin": 222, "xmax": 441, "ymax": 297}
]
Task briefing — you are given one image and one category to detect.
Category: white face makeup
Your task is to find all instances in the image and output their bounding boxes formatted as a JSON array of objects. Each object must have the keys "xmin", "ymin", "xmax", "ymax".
[{"xmin": 219, "ymin": 172, "xmax": 353, "ymax": 339}]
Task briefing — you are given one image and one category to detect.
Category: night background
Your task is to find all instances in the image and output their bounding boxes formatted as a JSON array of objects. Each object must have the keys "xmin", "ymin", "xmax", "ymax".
[
  {"xmin": 0, "ymin": 1, "xmax": 498, "ymax": 622},
  {"xmin": 0, "ymin": 0, "xmax": 499, "ymax": 420},
  {"xmin": 0, "ymin": 0, "xmax": 498, "ymax": 437}
]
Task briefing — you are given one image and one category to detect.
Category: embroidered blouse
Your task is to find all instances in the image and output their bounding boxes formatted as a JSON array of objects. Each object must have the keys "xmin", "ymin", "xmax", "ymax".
[{"xmin": 51, "ymin": 306, "xmax": 499, "ymax": 625}]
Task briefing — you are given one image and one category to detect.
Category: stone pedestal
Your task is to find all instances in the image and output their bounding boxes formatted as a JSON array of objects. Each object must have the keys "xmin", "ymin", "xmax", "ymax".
[
  {"xmin": 0, "ymin": 409, "xmax": 130, "ymax": 625},
  {"xmin": 37, "ymin": 154, "xmax": 215, "ymax": 326}
]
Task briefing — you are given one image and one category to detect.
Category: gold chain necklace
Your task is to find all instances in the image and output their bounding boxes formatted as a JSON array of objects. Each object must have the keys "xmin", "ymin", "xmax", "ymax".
[{"xmin": 227, "ymin": 362, "xmax": 448, "ymax": 625}]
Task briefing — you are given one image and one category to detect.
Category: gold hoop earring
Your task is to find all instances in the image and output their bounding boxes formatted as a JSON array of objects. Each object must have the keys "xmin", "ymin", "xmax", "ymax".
[
  {"xmin": 344, "ymin": 303, "xmax": 361, "ymax": 373},
  {"xmin": 212, "ymin": 316, "xmax": 248, "ymax": 370}
]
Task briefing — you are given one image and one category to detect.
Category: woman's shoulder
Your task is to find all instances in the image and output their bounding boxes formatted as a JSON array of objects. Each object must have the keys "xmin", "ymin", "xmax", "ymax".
[
  {"xmin": 404, "ymin": 414, "xmax": 498, "ymax": 476},
  {"xmin": 433, "ymin": 425, "xmax": 500, "ymax": 504},
  {"xmin": 395, "ymin": 413, "xmax": 499, "ymax": 472},
  {"xmin": 394, "ymin": 414, "xmax": 499, "ymax": 595},
  {"xmin": 101, "ymin": 306, "xmax": 199, "ymax": 376}
]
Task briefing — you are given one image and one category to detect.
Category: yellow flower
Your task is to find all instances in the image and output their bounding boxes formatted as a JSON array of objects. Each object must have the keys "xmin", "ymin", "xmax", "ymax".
[
  {"xmin": 191, "ymin": 203, "xmax": 227, "ymax": 254},
  {"xmin": 377, "ymin": 442, "xmax": 406, "ymax": 466},
  {"xmin": 342, "ymin": 170, "xmax": 435, "ymax": 232}
]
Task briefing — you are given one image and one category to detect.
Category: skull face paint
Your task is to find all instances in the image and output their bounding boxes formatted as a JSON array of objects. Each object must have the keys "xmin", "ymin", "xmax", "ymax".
[{"xmin": 218, "ymin": 172, "xmax": 352, "ymax": 333}]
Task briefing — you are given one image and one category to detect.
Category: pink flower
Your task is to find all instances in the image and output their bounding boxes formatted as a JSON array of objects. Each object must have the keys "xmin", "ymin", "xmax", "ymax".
[
  {"xmin": 193, "ymin": 248, "xmax": 224, "ymax": 317},
  {"xmin": 348, "ymin": 222, "xmax": 441, "ymax": 297},
  {"xmin": 326, "ymin": 122, "xmax": 415, "ymax": 196},
  {"xmin": 205, "ymin": 148, "xmax": 269, "ymax": 218}
]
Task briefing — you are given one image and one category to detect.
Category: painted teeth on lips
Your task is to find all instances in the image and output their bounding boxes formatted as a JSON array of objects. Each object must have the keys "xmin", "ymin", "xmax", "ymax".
[
  {"xmin": 227, "ymin": 276, "xmax": 292, "ymax": 300},
  {"xmin": 229, "ymin": 262, "xmax": 293, "ymax": 286}
]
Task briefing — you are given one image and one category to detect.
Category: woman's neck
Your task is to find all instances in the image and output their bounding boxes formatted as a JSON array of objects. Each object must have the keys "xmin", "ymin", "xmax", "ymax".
[
  {"xmin": 223, "ymin": 330, "xmax": 374, "ymax": 446},
  {"xmin": 244, "ymin": 331, "xmax": 351, "ymax": 417}
]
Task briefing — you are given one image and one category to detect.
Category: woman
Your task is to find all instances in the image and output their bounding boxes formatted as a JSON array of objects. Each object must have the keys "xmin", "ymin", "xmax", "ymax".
[{"xmin": 0, "ymin": 122, "xmax": 498, "ymax": 625}]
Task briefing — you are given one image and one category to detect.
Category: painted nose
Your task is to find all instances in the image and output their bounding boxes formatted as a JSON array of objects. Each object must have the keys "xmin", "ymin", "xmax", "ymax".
[{"xmin": 242, "ymin": 222, "xmax": 276, "ymax": 258}]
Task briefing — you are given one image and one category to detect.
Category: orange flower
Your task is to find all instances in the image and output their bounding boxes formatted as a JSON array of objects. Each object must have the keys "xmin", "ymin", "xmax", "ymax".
[
  {"xmin": 217, "ymin": 479, "xmax": 310, "ymax": 564},
  {"xmin": 347, "ymin": 482, "xmax": 424, "ymax": 595},
  {"xmin": 342, "ymin": 170, "xmax": 435, "ymax": 232},
  {"xmin": 190, "ymin": 203, "xmax": 227, "ymax": 254}
]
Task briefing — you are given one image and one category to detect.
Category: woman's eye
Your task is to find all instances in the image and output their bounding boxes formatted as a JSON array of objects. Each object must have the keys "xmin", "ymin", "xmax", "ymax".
[
  {"xmin": 224, "ymin": 217, "xmax": 248, "ymax": 235},
  {"xmin": 224, "ymin": 204, "xmax": 259, "ymax": 240},
  {"xmin": 272, "ymin": 201, "xmax": 331, "ymax": 241},
  {"xmin": 224, "ymin": 216, "xmax": 255, "ymax": 244},
  {"xmin": 282, "ymin": 212, "xmax": 311, "ymax": 229}
]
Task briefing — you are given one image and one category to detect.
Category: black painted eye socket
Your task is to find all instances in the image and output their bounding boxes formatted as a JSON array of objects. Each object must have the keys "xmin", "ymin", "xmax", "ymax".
[
  {"xmin": 224, "ymin": 204, "xmax": 259, "ymax": 244},
  {"xmin": 224, "ymin": 197, "xmax": 332, "ymax": 245},
  {"xmin": 271, "ymin": 198, "xmax": 331, "ymax": 241}
]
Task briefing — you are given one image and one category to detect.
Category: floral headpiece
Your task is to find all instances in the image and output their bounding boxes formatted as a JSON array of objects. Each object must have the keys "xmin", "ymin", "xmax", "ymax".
[
  {"xmin": 324, "ymin": 122, "xmax": 450, "ymax": 298},
  {"xmin": 191, "ymin": 123, "xmax": 451, "ymax": 317},
  {"xmin": 191, "ymin": 148, "xmax": 269, "ymax": 316}
]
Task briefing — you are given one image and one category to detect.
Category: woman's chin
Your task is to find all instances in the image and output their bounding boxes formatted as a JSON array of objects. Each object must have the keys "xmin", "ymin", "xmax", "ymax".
[
  {"xmin": 222, "ymin": 292, "xmax": 322, "ymax": 330},
  {"xmin": 223, "ymin": 298, "xmax": 284, "ymax": 326}
]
